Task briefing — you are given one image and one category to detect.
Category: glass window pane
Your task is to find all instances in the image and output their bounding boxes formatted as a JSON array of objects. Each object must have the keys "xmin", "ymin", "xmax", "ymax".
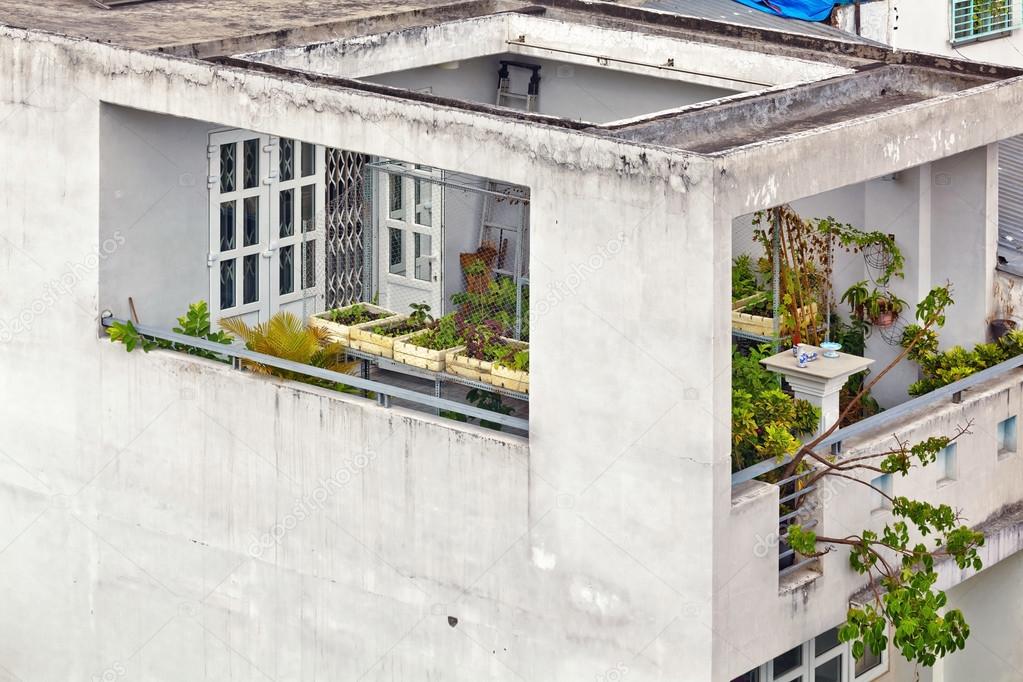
[
  {"xmin": 279, "ymin": 138, "xmax": 294, "ymax": 182},
  {"xmin": 301, "ymin": 184, "xmax": 315, "ymax": 233},
  {"xmin": 301, "ymin": 142, "xmax": 316, "ymax": 177},
  {"xmin": 731, "ymin": 670, "xmax": 760, "ymax": 682},
  {"xmin": 219, "ymin": 201, "xmax": 236, "ymax": 251},
  {"xmin": 302, "ymin": 240, "xmax": 316, "ymax": 289},
  {"xmin": 279, "ymin": 188, "xmax": 294, "ymax": 238},
  {"xmin": 415, "ymin": 177, "xmax": 432, "ymax": 226},
  {"xmin": 243, "ymin": 196, "xmax": 260, "ymax": 247},
  {"xmin": 815, "ymin": 627, "xmax": 841, "ymax": 655},
  {"xmin": 389, "ymin": 228, "xmax": 405, "ymax": 276},
  {"xmin": 854, "ymin": 648, "xmax": 882, "ymax": 677},
  {"xmin": 280, "ymin": 245, "xmax": 294, "ymax": 295},
  {"xmin": 389, "ymin": 174, "xmax": 404, "ymax": 220},
  {"xmin": 814, "ymin": 655, "xmax": 842, "ymax": 682},
  {"xmin": 243, "ymin": 254, "xmax": 259, "ymax": 304},
  {"xmin": 243, "ymin": 138, "xmax": 260, "ymax": 189},
  {"xmin": 773, "ymin": 645, "xmax": 802, "ymax": 679},
  {"xmin": 414, "ymin": 232, "xmax": 432, "ymax": 282},
  {"xmin": 220, "ymin": 259, "xmax": 236, "ymax": 310},
  {"xmin": 219, "ymin": 143, "xmax": 236, "ymax": 193}
]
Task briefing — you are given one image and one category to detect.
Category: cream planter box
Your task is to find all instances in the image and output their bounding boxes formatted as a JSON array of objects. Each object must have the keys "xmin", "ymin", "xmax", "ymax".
[
  {"xmin": 393, "ymin": 336, "xmax": 465, "ymax": 372},
  {"xmin": 309, "ymin": 303, "xmax": 400, "ymax": 346},
  {"xmin": 449, "ymin": 339, "xmax": 528, "ymax": 387},
  {"xmin": 491, "ymin": 363, "xmax": 529, "ymax": 393},
  {"xmin": 348, "ymin": 316, "xmax": 421, "ymax": 359}
]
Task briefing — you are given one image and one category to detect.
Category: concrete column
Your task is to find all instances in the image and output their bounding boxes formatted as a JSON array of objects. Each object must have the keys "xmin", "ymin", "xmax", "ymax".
[
  {"xmin": 761, "ymin": 345, "xmax": 874, "ymax": 434},
  {"xmin": 930, "ymin": 144, "xmax": 999, "ymax": 349},
  {"xmin": 862, "ymin": 164, "xmax": 931, "ymax": 407}
]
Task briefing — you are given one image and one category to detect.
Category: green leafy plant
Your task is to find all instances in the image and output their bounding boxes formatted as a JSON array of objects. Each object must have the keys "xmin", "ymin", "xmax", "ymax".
[
  {"xmin": 327, "ymin": 303, "xmax": 387, "ymax": 326},
  {"xmin": 372, "ymin": 303, "xmax": 434, "ymax": 338},
  {"xmin": 783, "ymin": 285, "xmax": 987, "ymax": 669},
  {"xmin": 107, "ymin": 301, "xmax": 232, "ymax": 361},
  {"xmin": 841, "ymin": 281, "xmax": 905, "ymax": 329},
  {"xmin": 731, "ymin": 344, "xmax": 820, "ymax": 471},
  {"xmin": 220, "ymin": 311, "xmax": 358, "ymax": 390},
  {"xmin": 900, "ymin": 325, "xmax": 1023, "ymax": 396},
  {"xmin": 496, "ymin": 349, "xmax": 529, "ymax": 373},
  {"xmin": 107, "ymin": 320, "xmax": 156, "ymax": 352},
  {"xmin": 732, "ymin": 254, "xmax": 761, "ymax": 301},
  {"xmin": 407, "ymin": 314, "xmax": 462, "ymax": 351}
]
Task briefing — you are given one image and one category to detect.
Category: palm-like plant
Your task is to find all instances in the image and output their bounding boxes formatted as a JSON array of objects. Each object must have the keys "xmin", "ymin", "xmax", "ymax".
[{"xmin": 220, "ymin": 311, "xmax": 358, "ymax": 389}]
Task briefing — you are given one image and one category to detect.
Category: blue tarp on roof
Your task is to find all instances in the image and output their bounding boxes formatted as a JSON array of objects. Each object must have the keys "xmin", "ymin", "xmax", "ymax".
[{"xmin": 730, "ymin": 0, "xmax": 852, "ymax": 22}]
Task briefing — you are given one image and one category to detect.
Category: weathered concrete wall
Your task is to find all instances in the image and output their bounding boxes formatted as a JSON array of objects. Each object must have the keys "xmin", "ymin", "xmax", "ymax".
[
  {"xmin": 247, "ymin": 11, "xmax": 852, "ymax": 95},
  {"xmin": 0, "ymin": 24, "xmax": 724, "ymax": 681}
]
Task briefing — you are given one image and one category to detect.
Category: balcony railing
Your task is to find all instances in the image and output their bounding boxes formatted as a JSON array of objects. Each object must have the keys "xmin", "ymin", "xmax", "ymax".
[
  {"xmin": 100, "ymin": 316, "xmax": 529, "ymax": 432},
  {"xmin": 950, "ymin": 0, "xmax": 1021, "ymax": 44},
  {"xmin": 733, "ymin": 349, "xmax": 1023, "ymax": 575}
]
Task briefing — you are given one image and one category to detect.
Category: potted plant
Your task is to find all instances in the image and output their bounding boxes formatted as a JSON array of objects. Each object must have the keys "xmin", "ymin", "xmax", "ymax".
[
  {"xmin": 392, "ymin": 313, "xmax": 465, "ymax": 371},
  {"xmin": 309, "ymin": 302, "xmax": 399, "ymax": 345},
  {"xmin": 447, "ymin": 318, "xmax": 527, "ymax": 384},
  {"xmin": 491, "ymin": 347, "xmax": 529, "ymax": 393},
  {"xmin": 349, "ymin": 303, "xmax": 434, "ymax": 358},
  {"xmin": 842, "ymin": 281, "xmax": 904, "ymax": 328}
]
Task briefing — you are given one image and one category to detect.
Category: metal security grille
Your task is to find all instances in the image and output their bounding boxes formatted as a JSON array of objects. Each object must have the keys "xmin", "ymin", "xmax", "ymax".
[
  {"xmin": 324, "ymin": 149, "xmax": 368, "ymax": 310},
  {"xmin": 950, "ymin": 0, "xmax": 1019, "ymax": 44}
]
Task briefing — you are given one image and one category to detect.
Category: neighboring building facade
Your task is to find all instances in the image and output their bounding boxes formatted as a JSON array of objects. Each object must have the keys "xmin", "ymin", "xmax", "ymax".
[{"xmin": 1, "ymin": 1, "xmax": 1023, "ymax": 681}]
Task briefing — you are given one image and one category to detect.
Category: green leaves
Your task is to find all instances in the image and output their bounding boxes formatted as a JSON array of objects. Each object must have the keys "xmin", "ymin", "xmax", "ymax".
[{"xmin": 106, "ymin": 320, "xmax": 157, "ymax": 352}]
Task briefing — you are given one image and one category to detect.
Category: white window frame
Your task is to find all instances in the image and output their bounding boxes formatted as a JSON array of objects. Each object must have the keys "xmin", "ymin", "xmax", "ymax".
[
  {"xmin": 375, "ymin": 163, "xmax": 444, "ymax": 313},
  {"xmin": 747, "ymin": 630, "xmax": 888, "ymax": 682}
]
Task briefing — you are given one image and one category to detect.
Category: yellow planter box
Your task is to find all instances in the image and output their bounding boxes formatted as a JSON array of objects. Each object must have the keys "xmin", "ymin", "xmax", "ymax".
[
  {"xmin": 348, "ymin": 316, "xmax": 425, "ymax": 359},
  {"xmin": 732, "ymin": 299, "xmax": 817, "ymax": 337},
  {"xmin": 309, "ymin": 303, "xmax": 399, "ymax": 346},
  {"xmin": 491, "ymin": 362, "xmax": 529, "ymax": 393},
  {"xmin": 393, "ymin": 335, "xmax": 465, "ymax": 372},
  {"xmin": 449, "ymin": 339, "xmax": 528, "ymax": 387}
]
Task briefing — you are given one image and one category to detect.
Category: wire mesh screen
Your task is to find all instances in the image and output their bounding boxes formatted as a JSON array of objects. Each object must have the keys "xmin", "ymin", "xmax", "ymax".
[{"xmin": 354, "ymin": 161, "xmax": 530, "ymax": 341}]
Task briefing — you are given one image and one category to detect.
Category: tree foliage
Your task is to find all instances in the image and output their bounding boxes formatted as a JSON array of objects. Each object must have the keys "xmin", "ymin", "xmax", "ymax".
[{"xmin": 784, "ymin": 284, "xmax": 986, "ymax": 668}]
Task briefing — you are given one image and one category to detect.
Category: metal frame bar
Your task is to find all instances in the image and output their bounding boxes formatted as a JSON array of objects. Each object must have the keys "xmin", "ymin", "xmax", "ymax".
[
  {"xmin": 100, "ymin": 317, "xmax": 529, "ymax": 431},
  {"xmin": 366, "ymin": 161, "xmax": 532, "ymax": 203}
]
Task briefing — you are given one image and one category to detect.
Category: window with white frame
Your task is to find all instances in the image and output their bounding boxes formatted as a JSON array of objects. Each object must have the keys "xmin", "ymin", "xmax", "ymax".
[
  {"xmin": 731, "ymin": 626, "xmax": 888, "ymax": 681},
  {"xmin": 950, "ymin": 0, "xmax": 1018, "ymax": 44}
]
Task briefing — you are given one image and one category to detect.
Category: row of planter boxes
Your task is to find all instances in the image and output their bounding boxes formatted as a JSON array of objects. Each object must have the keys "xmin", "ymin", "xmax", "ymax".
[
  {"xmin": 309, "ymin": 303, "xmax": 529, "ymax": 394},
  {"xmin": 731, "ymin": 294, "xmax": 817, "ymax": 337}
]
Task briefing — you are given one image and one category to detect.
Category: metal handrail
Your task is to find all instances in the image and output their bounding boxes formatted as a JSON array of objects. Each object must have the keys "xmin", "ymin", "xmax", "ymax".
[
  {"xmin": 732, "ymin": 349, "xmax": 1023, "ymax": 488},
  {"xmin": 100, "ymin": 317, "xmax": 530, "ymax": 431}
]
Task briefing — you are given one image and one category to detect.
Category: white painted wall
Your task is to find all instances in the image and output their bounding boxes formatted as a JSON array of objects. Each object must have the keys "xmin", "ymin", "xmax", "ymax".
[
  {"xmin": 835, "ymin": 0, "xmax": 1023, "ymax": 68},
  {"xmin": 99, "ymin": 105, "xmax": 213, "ymax": 328},
  {"xmin": 366, "ymin": 53, "xmax": 738, "ymax": 124},
  {"xmin": 940, "ymin": 549, "xmax": 1023, "ymax": 681}
]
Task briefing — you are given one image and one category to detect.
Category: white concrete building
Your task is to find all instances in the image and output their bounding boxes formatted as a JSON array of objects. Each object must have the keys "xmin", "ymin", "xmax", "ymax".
[{"xmin": 1, "ymin": 1, "xmax": 1023, "ymax": 681}]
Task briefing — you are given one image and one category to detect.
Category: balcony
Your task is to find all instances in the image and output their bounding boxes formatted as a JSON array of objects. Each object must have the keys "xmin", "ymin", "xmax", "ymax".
[{"xmin": 98, "ymin": 106, "xmax": 532, "ymax": 435}]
